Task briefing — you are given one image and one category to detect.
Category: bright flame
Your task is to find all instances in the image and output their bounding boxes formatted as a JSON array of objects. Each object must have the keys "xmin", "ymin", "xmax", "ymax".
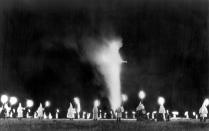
[
  {"xmin": 172, "ymin": 111, "xmax": 179, "ymax": 115},
  {"xmin": 184, "ymin": 111, "xmax": 188, "ymax": 116},
  {"xmin": 158, "ymin": 96, "xmax": 165, "ymax": 105},
  {"xmin": 45, "ymin": 100, "xmax": 50, "ymax": 107},
  {"xmin": 94, "ymin": 99, "xmax": 100, "ymax": 107},
  {"xmin": 26, "ymin": 99, "xmax": 34, "ymax": 107},
  {"xmin": 121, "ymin": 94, "xmax": 128, "ymax": 102},
  {"xmin": 74, "ymin": 97, "xmax": 81, "ymax": 113},
  {"xmin": 1, "ymin": 95, "xmax": 8, "ymax": 104},
  {"xmin": 10, "ymin": 97, "xmax": 18, "ymax": 105},
  {"xmin": 152, "ymin": 111, "xmax": 157, "ymax": 114},
  {"xmin": 138, "ymin": 90, "xmax": 146, "ymax": 100},
  {"xmin": 94, "ymin": 38, "xmax": 124, "ymax": 110}
]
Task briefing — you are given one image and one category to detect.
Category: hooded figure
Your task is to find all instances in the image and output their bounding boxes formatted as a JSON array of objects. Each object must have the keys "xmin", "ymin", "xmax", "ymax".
[
  {"xmin": 136, "ymin": 102, "xmax": 145, "ymax": 111},
  {"xmin": 115, "ymin": 106, "xmax": 124, "ymax": 122},
  {"xmin": 49, "ymin": 113, "xmax": 52, "ymax": 119},
  {"xmin": 26, "ymin": 111, "xmax": 29, "ymax": 118},
  {"xmin": 136, "ymin": 102, "xmax": 146, "ymax": 121},
  {"xmin": 0, "ymin": 105, "xmax": 5, "ymax": 118},
  {"xmin": 158, "ymin": 105, "xmax": 166, "ymax": 121},
  {"xmin": 92, "ymin": 105, "xmax": 98, "ymax": 120},
  {"xmin": 199, "ymin": 99, "xmax": 209, "ymax": 122},
  {"xmin": 17, "ymin": 103, "xmax": 24, "ymax": 119},
  {"xmin": 34, "ymin": 112, "xmax": 38, "ymax": 119},
  {"xmin": 0, "ymin": 106, "xmax": 3, "ymax": 114},
  {"xmin": 44, "ymin": 112, "xmax": 47, "ymax": 119},
  {"xmin": 26, "ymin": 109, "xmax": 31, "ymax": 118},
  {"xmin": 67, "ymin": 103, "xmax": 75, "ymax": 120},
  {"xmin": 4, "ymin": 103, "xmax": 11, "ymax": 118},
  {"xmin": 165, "ymin": 110, "xmax": 170, "ymax": 121},
  {"xmin": 37, "ymin": 103, "xmax": 44, "ymax": 119},
  {"xmin": 56, "ymin": 109, "xmax": 59, "ymax": 119}
]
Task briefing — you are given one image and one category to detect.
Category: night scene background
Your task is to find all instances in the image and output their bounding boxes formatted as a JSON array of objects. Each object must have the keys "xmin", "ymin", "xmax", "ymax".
[{"xmin": 0, "ymin": 0, "xmax": 208, "ymax": 117}]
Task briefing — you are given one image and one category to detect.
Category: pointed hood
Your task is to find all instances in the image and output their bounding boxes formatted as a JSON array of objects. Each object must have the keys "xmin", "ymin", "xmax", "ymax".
[{"xmin": 70, "ymin": 102, "xmax": 73, "ymax": 109}]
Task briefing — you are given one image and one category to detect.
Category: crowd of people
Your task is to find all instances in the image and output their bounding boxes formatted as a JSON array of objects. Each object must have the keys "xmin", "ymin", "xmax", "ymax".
[
  {"xmin": 92, "ymin": 98, "xmax": 209, "ymax": 123},
  {"xmin": 0, "ymin": 98, "xmax": 208, "ymax": 123}
]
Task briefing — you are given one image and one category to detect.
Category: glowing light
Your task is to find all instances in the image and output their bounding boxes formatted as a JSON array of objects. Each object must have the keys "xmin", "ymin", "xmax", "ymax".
[
  {"xmin": 26, "ymin": 99, "xmax": 34, "ymax": 107},
  {"xmin": 152, "ymin": 111, "xmax": 157, "ymax": 119},
  {"xmin": 9, "ymin": 97, "xmax": 18, "ymax": 105},
  {"xmin": 172, "ymin": 111, "xmax": 179, "ymax": 118},
  {"xmin": 87, "ymin": 113, "xmax": 91, "ymax": 119},
  {"xmin": 152, "ymin": 111, "xmax": 157, "ymax": 114},
  {"xmin": 192, "ymin": 112, "xmax": 196, "ymax": 116},
  {"xmin": 93, "ymin": 38, "xmax": 124, "ymax": 110},
  {"xmin": 94, "ymin": 99, "xmax": 100, "ymax": 107},
  {"xmin": 56, "ymin": 109, "xmax": 60, "ymax": 113},
  {"xmin": 132, "ymin": 111, "xmax": 136, "ymax": 119},
  {"xmin": 172, "ymin": 111, "xmax": 179, "ymax": 115},
  {"xmin": 1, "ymin": 95, "xmax": 8, "ymax": 104},
  {"xmin": 138, "ymin": 90, "xmax": 146, "ymax": 100},
  {"xmin": 74, "ymin": 97, "xmax": 81, "ymax": 113},
  {"xmin": 121, "ymin": 94, "xmax": 128, "ymax": 102},
  {"xmin": 184, "ymin": 111, "xmax": 189, "ymax": 119},
  {"xmin": 49, "ymin": 113, "xmax": 52, "ymax": 119},
  {"xmin": 104, "ymin": 112, "xmax": 107, "ymax": 118},
  {"xmin": 45, "ymin": 101, "xmax": 50, "ymax": 107},
  {"xmin": 158, "ymin": 96, "xmax": 165, "ymax": 105},
  {"xmin": 184, "ymin": 111, "xmax": 188, "ymax": 116}
]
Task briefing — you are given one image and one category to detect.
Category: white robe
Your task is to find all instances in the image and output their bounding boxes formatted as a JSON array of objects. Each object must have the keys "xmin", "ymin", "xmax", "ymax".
[
  {"xmin": 116, "ymin": 107, "xmax": 124, "ymax": 118},
  {"xmin": 136, "ymin": 103, "xmax": 145, "ymax": 111},
  {"xmin": 199, "ymin": 105, "xmax": 208, "ymax": 117},
  {"xmin": 92, "ymin": 106, "xmax": 98, "ymax": 119},
  {"xmin": 17, "ymin": 106, "xmax": 24, "ymax": 118},
  {"xmin": 5, "ymin": 105, "xmax": 11, "ymax": 118},
  {"xmin": 37, "ymin": 106, "xmax": 44, "ymax": 118},
  {"xmin": 67, "ymin": 107, "xmax": 75, "ymax": 119},
  {"xmin": 159, "ymin": 105, "xmax": 166, "ymax": 114}
]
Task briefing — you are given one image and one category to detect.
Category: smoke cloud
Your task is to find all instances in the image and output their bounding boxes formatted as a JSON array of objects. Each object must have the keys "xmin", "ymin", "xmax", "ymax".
[{"xmin": 83, "ymin": 36, "xmax": 124, "ymax": 110}]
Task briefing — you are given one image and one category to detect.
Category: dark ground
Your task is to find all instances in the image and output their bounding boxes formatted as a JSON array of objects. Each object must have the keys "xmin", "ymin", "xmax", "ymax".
[{"xmin": 0, "ymin": 119, "xmax": 209, "ymax": 131}]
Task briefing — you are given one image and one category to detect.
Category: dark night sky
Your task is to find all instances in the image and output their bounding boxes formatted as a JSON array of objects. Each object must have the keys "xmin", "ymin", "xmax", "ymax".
[{"xmin": 0, "ymin": 0, "xmax": 208, "ymax": 116}]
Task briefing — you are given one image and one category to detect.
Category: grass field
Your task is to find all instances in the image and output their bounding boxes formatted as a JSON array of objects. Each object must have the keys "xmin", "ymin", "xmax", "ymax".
[{"xmin": 0, "ymin": 119, "xmax": 208, "ymax": 131}]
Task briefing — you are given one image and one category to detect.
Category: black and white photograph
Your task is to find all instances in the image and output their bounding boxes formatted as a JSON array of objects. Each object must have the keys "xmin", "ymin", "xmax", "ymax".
[{"xmin": 0, "ymin": 0, "xmax": 208, "ymax": 130}]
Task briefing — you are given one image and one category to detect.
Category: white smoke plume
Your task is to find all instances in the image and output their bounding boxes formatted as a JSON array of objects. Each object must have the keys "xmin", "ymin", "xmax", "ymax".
[{"xmin": 84, "ymin": 36, "xmax": 124, "ymax": 110}]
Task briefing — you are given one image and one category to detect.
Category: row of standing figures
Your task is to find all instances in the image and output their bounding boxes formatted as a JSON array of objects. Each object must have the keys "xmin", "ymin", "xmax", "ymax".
[
  {"xmin": 0, "ymin": 102, "xmax": 80, "ymax": 119},
  {"xmin": 0, "ymin": 103, "xmax": 50, "ymax": 119},
  {"xmin": 0, "ymin": 100, "xmax": 208, "ymax": 122},
  {"xmin": 92, "ymin": 102, "xmax": 171, "ymax": 123},
  {"xmin": 92, "ymin": 100, "xmax": 209, "ymax": 123}
]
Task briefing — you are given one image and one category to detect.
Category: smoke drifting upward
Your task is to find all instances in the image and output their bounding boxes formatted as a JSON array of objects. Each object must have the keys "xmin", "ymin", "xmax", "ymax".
[{"xmin": 83, "ymin": 37, "xmax": 124, "ymax": 110}]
